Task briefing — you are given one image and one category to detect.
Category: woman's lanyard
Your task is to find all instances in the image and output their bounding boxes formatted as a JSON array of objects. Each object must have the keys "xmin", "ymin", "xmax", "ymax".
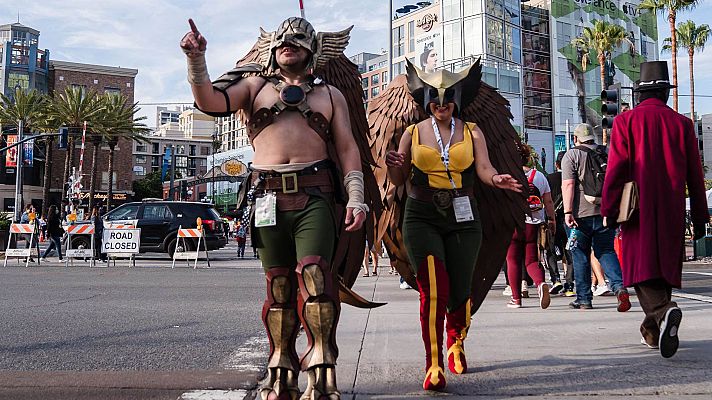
[{"xmin": 431, "ymin": 116, "xmax": 457, "ymax": 189}]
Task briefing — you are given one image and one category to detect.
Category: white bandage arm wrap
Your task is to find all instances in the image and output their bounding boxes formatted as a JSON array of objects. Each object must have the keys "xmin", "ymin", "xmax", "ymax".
[
  {"xmin": 184, "ymin": 50, "xmax": 211, "ymax": 85},
  {"xmin": 343, "ymin": 170, "xmax": 369, "ymax": 216}
]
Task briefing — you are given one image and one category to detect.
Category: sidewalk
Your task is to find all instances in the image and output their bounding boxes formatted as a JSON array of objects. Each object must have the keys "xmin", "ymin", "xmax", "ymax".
[{"xmin": 333, "ymin": 271, "xmax": 712, "ymax": 399}]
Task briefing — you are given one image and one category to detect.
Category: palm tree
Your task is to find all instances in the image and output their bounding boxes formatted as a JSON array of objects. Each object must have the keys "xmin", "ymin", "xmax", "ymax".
[
  {"xmin": 94, "ymin": 93, "xmax": 150, "ymax": 210},
  {"xmin": 639, "ymin": 0, "xmax": 699, "ymax": 111},
  {"xmin": 573, "ymin": 20, "xmax": 634, "ymax": 144},
  {"xmin": 662, "ymin": 20, "xmax": 710, "ymax": 120},
  {"xmin": 0, "ymin": 89, "xmax": 49, "ymax": 214},
  {"xmin": 48, "ymin": 87, "xmax": 102, "ymax": 209}
]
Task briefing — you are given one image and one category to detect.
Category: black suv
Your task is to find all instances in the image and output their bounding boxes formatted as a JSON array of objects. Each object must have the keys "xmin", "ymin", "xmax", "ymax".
[{"xmin": 71, "ymin": 201, "xmax": 227, "ymax": 256}]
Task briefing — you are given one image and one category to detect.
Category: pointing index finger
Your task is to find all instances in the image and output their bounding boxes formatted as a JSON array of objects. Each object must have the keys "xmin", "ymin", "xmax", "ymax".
[{"xmin": 188, "ymin": 18, "xmax": 199, "ymax": 34}]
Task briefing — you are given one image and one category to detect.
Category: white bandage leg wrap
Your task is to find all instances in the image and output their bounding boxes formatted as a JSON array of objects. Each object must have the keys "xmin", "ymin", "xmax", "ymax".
[
  {"xmin": 186, "ymin": 54, "xmax": 211, "ymax": 85},
  {"xmin": 343, "ymin": 171, "xmax": 369, "ymax": 216}
]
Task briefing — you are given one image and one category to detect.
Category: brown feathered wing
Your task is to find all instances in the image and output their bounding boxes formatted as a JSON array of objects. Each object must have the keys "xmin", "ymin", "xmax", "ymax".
[
  {"xmin": 313, "ymin": 55, "xmax": 384, "ymax": 301},
  {"xmin": 366, "ymin": 75, "xmax": 426, "ymax": 288}
]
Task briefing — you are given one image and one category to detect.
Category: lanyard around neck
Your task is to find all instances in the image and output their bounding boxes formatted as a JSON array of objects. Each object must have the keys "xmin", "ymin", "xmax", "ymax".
[{"xmin": 431, "ymin": 116, "xmax": 456, "ymax": 188}]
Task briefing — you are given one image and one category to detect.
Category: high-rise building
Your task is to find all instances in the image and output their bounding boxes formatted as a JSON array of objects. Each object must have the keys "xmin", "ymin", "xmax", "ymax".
[
  {"xmin": 0, "ymin": 22, "xmax": 50, "ymax": 213},
  {"xmin": 155, "ymin": 106, "xmax": 182, "ymax": 129},
  {"xmin": 378, "ymin": 0, "xmax": 658, "ymax": 172}
]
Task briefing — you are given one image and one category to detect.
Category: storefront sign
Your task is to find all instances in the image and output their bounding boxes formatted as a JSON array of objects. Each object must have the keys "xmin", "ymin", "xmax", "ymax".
[
  {"xmin": 79, "ymin": 192, "xmax": 128, "ymax": 201},
  {"xmin": 417, "ymin": 13, "xmax": 438, "ymax": 32},
  {"xmin": 220, "ymin": 159, "xmax": 248, "ymax": 177}
]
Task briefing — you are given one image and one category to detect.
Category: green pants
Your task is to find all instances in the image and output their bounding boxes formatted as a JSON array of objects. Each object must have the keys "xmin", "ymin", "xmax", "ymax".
[
  {"xmin": 402, "ymin": 196, "xmax": 482, "ymax": 310},
  {"xmin": 254, "ymin": 196, "xmax": 335, "ymax": 271}
]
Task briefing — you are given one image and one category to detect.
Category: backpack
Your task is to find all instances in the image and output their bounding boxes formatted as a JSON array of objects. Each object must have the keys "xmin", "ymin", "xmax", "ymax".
[
  {"xmin": 237, "ymin": 225, "xmax": 247, "ymax": 238},
  {"xmin": 575, "ymin": 145, "xmax": 608, "ymax": 204},
  {"xmin": 527, "ymin": 170, "xmax": 543, "ymax": 211}
]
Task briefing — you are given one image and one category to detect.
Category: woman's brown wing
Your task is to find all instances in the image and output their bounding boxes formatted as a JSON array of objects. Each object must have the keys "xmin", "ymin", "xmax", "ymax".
[
  {"xmin": 367, "ymin": 74, "xmax": 426, "ymax": 288},
  {"xmin": 314, "ymin": 55, "xmax": 384, "ymax": 293},
  {"xmin": 460, "ymin": 82, "xmax": 527, "ymax": 314}
]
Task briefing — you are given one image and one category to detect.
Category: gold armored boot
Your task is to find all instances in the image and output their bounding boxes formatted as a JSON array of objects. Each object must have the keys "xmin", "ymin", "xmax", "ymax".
[
  {"xmin": 261, "ymin": 268, "xmax": 301, "ymax": 400},
  {"xmin": 296, "ymin": 256, "xmax": 341, "ymax": 400}
]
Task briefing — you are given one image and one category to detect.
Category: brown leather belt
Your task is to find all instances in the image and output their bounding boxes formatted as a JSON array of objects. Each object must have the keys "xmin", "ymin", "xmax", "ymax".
[
  {"xmin": 255, "ymin": 169, "xmax": 334, "ymax": 194},
  {"xmin": 408, "ymin": 185, "xmax": 474, "ymax": 208}
]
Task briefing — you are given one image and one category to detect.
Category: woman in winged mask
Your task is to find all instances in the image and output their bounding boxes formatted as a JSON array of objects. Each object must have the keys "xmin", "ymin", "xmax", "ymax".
[{"xmin": 385, "ymin": 61, "xmax": 522, "ymax": 391}]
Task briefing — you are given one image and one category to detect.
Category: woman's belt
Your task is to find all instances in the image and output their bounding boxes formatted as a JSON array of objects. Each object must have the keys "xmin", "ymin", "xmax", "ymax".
[{"xmin": 408, "ymin": 185, "xmax": 474, "ymax": 209}]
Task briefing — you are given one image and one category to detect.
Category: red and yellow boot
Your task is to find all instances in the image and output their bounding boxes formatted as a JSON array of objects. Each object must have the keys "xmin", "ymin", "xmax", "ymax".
[
  {"xmin": 446, "ymin": 299, "xmax": 471, "ymax": 374},
  {"xmin": 416, "ymin": 255, "xmax": 449, "ymax": 391}
]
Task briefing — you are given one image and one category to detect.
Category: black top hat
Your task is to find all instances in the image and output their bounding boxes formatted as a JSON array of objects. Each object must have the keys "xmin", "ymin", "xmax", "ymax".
[{"xmin": 634, "ymin": 61, "xmax": 676, "ymax": 91}]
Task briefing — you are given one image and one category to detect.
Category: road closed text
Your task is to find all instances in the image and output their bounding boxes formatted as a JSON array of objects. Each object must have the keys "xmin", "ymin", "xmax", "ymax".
[{"xmin": 102, "ymin": 229, "xmax": 141, "ymax": 254}]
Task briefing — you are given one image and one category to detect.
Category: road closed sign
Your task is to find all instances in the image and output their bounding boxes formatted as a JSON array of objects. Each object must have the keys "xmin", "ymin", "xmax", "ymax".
[{"xmin": 102, "ymin": 228, "xmax": 141, "ymax": 254}]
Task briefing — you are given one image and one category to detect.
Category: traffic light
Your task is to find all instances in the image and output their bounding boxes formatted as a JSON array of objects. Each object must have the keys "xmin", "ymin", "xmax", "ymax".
[
  {"xmin": 58, "ymin": 127, "xmax": 68, "ymax": 150},
  {"xmin": 601, "ymin": 85, "xmax": 620, "ymax": 130}
]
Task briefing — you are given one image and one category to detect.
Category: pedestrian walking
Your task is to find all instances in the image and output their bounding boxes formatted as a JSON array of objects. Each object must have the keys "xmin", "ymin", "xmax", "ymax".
[
  {"xmin": 601, "ymin": 61, "xmax": 710, "ymax": 358},
  {"xmin": 182, "ymin": 15, "xmax": 374, "ymax": 400},
  {"xmin": 561, "ymin": 123, "xmax": 630, "ymax": 311},
  {"xmin": 505, "ymin": 144, "xmax": 555, "ymax": 309},
  {"xmin": 41, "ymin": 205, "xmax": 64, "ymax": 261},
  {"xmin": 545, "ymin": 151, "xmax": 570, "ymax": 295},
  {"xmin": 235, "ymin": 223, "xmax": 247, "ymax": 258},
  {"xmin": 386, "ymin": 61, "xmax": 522, "ymax": 390}
]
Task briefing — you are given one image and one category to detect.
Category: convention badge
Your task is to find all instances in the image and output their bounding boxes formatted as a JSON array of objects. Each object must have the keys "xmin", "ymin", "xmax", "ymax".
[
  {"xmin": 254, "ymin": 192, "xmax": 277, "ymax": 227},
  {"xmin": 453, "ymin": 196, "xmax": 474, "ymax": 223}
]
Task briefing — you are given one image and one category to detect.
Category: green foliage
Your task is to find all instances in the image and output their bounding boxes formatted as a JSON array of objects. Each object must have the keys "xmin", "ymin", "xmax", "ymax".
[
  {"xmin": 663, "ymin": 20, "xmax": 711, "ymax": 55},
  {"xmin": 0, "ymin": 213, "xmax": 11, "ymax": 230},
  {"xmin": 572, "ymin": 20, "xmax": 634, "ymax": 72},
  {"xmin": 0, "ymin": 88, "xmax": 49, "ymax": 132},
  {"xmin": 132, "ymin": 171, "xmax": 164, "ymax": 200},
  {"xmin": 94, "ymin": 93, "xmax": 150, "ymax": 146}
]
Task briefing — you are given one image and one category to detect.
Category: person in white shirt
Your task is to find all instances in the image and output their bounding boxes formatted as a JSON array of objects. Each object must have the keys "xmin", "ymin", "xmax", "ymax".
[{"xmin": 505, "ymin": 144, "xmax": 556, "ymax": 309}]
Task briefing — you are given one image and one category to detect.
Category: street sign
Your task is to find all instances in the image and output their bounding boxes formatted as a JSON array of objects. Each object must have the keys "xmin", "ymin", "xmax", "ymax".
[{"xmin": 102, "ymin": 228, "xmax": 141, "ymax": 254}]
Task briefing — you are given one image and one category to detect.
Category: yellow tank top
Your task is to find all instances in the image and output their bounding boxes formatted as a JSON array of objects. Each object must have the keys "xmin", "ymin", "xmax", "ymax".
[{"xmin": 410, "ymin": 122, "xmax": 476, "ymax": 189}]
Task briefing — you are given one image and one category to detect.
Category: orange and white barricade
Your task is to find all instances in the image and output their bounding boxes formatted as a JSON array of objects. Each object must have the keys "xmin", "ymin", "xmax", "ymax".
[
  {"xmin": 172, "ymin": 219, "xmax": 210, "ymax": 269},
  {"xmin": 64, "ymin": 223, "xmax": 95, "ymax": 267},
  {"xmin": 102, "ymin": 222, "xmax": 140, "ymax": 268},
  {"xmin": 4, "ymin": 223, "xmax": 41, "ymax": 268}
]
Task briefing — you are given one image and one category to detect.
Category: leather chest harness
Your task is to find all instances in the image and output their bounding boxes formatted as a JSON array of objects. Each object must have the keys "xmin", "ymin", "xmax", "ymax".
[{"xmin": 247, "ymin": 76, "xmax": 333, "ymax": 144}]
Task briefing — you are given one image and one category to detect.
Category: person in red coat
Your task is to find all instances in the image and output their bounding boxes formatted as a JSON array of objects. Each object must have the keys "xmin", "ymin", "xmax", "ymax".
[{"xmin": 601, "ymin": 61, "xmax": 710, "ymax": 359}]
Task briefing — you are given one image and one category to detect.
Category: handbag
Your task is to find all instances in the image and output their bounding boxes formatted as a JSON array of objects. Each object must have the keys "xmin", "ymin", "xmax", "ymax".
[{"xmin": 616, "ymin": 181, "xmax": 638, "ymax": 223}]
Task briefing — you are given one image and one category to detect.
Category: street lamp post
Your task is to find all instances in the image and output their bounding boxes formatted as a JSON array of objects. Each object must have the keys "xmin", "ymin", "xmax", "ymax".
[{"xmin": 13, "ymin": 120, "xmax": 23, "ymax": 222}]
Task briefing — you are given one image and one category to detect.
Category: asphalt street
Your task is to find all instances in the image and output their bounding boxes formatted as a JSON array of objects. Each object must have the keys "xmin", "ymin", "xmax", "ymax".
[{"xmin": 1, "ymin": 242, "xmax": 711, "ymax": 399}]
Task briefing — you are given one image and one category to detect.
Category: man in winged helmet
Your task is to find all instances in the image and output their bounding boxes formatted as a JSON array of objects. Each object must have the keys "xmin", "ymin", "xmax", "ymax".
[{"xmin": 181, "ymin": 16, "xmax": 370, "ymax": 400}]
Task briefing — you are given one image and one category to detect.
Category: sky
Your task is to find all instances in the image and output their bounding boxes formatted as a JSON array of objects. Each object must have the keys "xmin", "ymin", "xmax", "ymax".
[{"xmin": 2, "ymin": 0, "xmax": 712, "ymax": 126}]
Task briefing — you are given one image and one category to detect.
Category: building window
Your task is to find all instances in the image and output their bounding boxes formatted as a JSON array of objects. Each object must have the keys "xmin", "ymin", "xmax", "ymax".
[
  {"xmin": 135, "ymin": 155, "xmax": 146, "ymax": 164},
  {"xmin": 504, "ymin": 0, "xmax": 520, "ymax": 25},
  {"xmin": 486, "ymin": 0, "xmax": 504, "ymax": 19},
  {"xmin": 443, "ymin": 22, "xmax": 463, "ymax": 61},
  {"xmin": 522, "ymin": 5, "xmax": 549, "ymax": 34},
  {"xmin": 524, "ymin": 70, "xmax": 551, "ymax": 91},
  {"xmin": 464, "ymin": 0, "xmax": 483, "ymax": 16},
  {"xmin": 443, "ymin": 0, "xmax": 462, "ymax": 21},
  {"xmin": 382, "ymin": 71, "xmax": 388, "ymax": 82},
  {"xmin": 189, "ymin": 145, "xmax": 196, "ymax": 156},
  {"xmin": 371, "ymin": 74, "xmax": 379, "ymax": 85},
  {"xmin": 486, "ymin": 18, "xmax": 504, "ymax": 59},
  {"xmin": 523, "ymin": 32, "xmax": 550, "ymax": 53},
  {"xmin": 392, "ymin": 25, "xmax": 405, "ymax": 58},
  {"xmin": 371, "ymin": 87, "xmax": 380, "ymax": 98},
  {"xmin": 498, "ymin": 65, "xmax": 520, "ymax": 94},
  {"xmin": 363, "ymin": 90, "xmax": 368, "ymax": 100},
  {"xmin": 201, "ymin": 146, "xmax": 210, "ymax": 155},
  {"xmin": 524, "ymin": 108, "xmax": 553, "ymax": 130},
  {"xmin": 483, "ymin": 64, "xmax": 497, "ymax": 86},
  {"xmin": 152, "ymin": 142, "xmax": 160, "ymax": 154},
  {"xmin": 151, "ymin": 156, "xmax": 161, "ymax": 167},
  {"xmin": 104, "ymin": 87, "xmax": 121, "ymax": 96},
  {"xmin": 361, "ymin": 77, "xmax": 368, "ymax": 89},
  {"xmin": 505, "ymin": 24, "xmax": 521, "ymax": 63},
  {"xmin": 409, "ymin": 20, "xmax": 415, "ymax": 52},
  {"xmin": 464, "ymin": 17, "xmax": 484, "ymax": 57},
  {"xmin": 135, "ymin": 144, "xmax": 147, "ymax": 152}
]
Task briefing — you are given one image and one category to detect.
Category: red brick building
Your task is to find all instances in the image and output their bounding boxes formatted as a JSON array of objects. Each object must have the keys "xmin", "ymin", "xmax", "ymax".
[{"xmin": 48, "ymin": 60, "xmax": 138, "ymax": 208}]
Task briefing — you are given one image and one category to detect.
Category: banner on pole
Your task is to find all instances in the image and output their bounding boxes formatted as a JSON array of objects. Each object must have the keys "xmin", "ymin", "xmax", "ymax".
[
  {"xmin": 5, "ymin": 135, "xmax": 18, "ymax": 167},
  {"xmin": 23, "ymin": 139, "xmax": 33, "ymax": 167}
]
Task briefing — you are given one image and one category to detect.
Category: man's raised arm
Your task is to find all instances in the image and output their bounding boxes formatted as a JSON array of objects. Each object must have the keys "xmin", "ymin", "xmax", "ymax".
[{"xmin": 180, "ymin": 18, "xmax": 252, "ymax": 113}]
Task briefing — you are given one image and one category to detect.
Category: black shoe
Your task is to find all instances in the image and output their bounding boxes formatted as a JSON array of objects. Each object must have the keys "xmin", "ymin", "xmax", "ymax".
[
  {"xmin": 659, "ymin": 307, "xmax": 682, "ymax": 358},
  {"xmin": 549, "ymin": 281, "xmax": 564, "ymax": 295},
  {"xmin": 569, "ymin": 301, "xmax": 593, "ymax": 309}
]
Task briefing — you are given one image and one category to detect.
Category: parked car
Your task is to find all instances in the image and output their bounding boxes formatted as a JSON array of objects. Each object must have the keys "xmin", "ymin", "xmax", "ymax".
[{"xmin": 67, "ymin": 201, "xmax": 228, "ymax": 256}]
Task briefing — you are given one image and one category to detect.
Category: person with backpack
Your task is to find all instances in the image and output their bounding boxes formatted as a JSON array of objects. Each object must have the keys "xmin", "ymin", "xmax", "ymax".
[
  {"xmin": 545, "ymin": 151, "xmax": 570, "ymax": 295},
  {"xmin": 235, "ymin": 223, "xmax": 247, "ymax": 258},
  {"xmin": 561, "ymin": 123, "xmax": 630, "ymax": 311},
  {"xmin": 505, "ymin": 144, "xmax": 555, "ymax": 309}
]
